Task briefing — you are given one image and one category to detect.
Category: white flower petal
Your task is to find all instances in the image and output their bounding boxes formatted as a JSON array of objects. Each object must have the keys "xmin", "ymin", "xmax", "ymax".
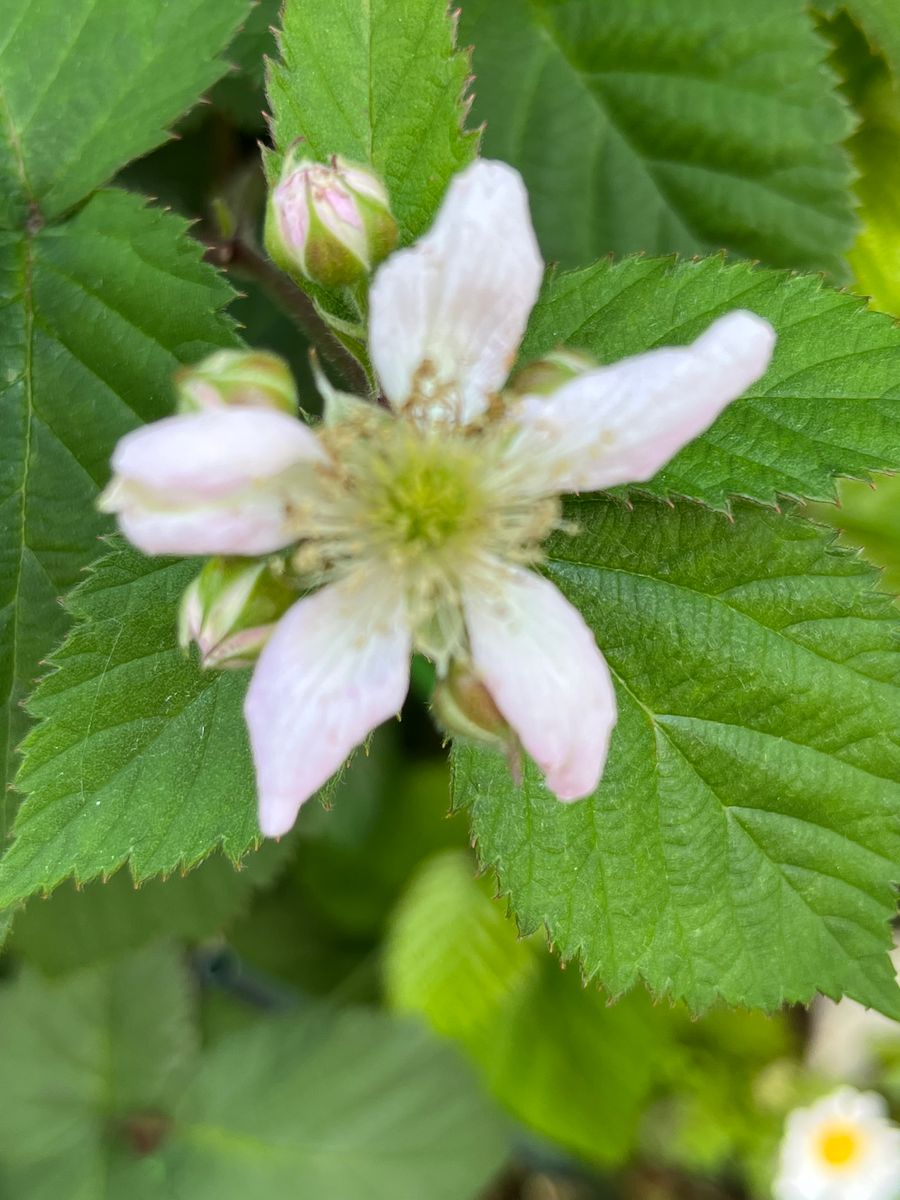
[
  {"xmin": 244, "ymin": 570, "xmax": 412, "ymax": 838},
  {"xmin": 116, "ymin": 496, "xmax": 300, "ymax": 557},
  {"xmin": 111, "ymin": 408, "xmax": 327, "ymax": 499},
  {"xmin": 463, "ymin": 562, "xmax": 616, "ymax": 800},
  {"xmin": 369, "ymin": 159, "xmax": 544, "ymax": 425},
  {"xmin": 774, "ymin": 1087, "xmax": 900, "ymax": 1200},
  {"xmin": 508, "ymin": 311, "xmax": 776, "ymax": 494}
]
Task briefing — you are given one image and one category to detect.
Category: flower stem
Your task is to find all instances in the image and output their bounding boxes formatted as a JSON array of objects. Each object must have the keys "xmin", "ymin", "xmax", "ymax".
[{"xmin": 205, "ymin": 235, "xmax": 370, "ymax": 397}]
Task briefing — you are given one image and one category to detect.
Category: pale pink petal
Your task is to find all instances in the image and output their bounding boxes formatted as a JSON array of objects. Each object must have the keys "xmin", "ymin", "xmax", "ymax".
[
  {"xmin": 245, "ymin": 570, "xmax": 412, "ymax": 837},
  {"xmin": 117, "ymin": 495, "xmax": 300, "ymax": 557},
  {"xmin": 507, "ymin": 311, "xmax": 776, "ymax": 494},
  {"xmin": 369, "ymin": 159, "xmax": 544, "ymax": 425},
  {"xmin": 463, "ymin": 562, "xmax": 616, "ymax": 800},
  {"xmin": 112, "ymin": 408, "xmax": 327, "ymax": 500}
]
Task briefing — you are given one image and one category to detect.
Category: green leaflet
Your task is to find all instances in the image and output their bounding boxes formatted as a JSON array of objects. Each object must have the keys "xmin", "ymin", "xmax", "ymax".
[
  {"xmin": 0, "ymin": 943, "xmax": 198, "ymax": 1175},
  {"xmin": 0, "ymin": 191, "xmax": 238, "ymax": 809},
  {"xmin": 2, "ymin": 543, "xmax": 259, "ymax": 904},
  {"xmin": 267, "ymin": 0, "xmax": 478, "ymax": 243},
  {"xmin": 0, "ymin": 944, "xmax": 510, "ymax": 1200},
  {"xmin": 454, "ymin": 498, "xmax": 900, "ymax": 1015},
  {"xmin": 165, "ymin": 1008, "xmax": 508, "ymax": 1199},
  {"xmin": 521, "ymin": 256, "xmax": 900, "ymax": 507},
  {"xmin": 385, "ymin": 850, "xmax": 671, "ymax": 1166},
  {"xmin": 0, "ymin": 0, "xmax": 250, "ymax": 227},
  {"xmin": 0, "ymin": 0, "xmax": 248, "ymax": 806},
  {"xmin": 460, "ymin": 0, "xmax": 855, "ymax": 274}
]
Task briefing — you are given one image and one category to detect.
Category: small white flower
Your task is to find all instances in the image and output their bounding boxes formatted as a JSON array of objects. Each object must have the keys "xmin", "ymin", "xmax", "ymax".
[
  {"xmin": 774, "ymin": 1087, "xmax": 900, "ymax": 1200},
  {"xmin": 102, "ymin": 159, "xmax": 776, "ymax": 837}
]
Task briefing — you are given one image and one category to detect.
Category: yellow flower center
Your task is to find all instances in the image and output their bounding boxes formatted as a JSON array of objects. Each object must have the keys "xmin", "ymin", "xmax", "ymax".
[
  {"xmin": 817, "ymin": 1122, "xmax": 865, "ymax": 1169},
  {"xmin": 292, "ymin": 409, "xmax": 561, "ymax": 669}
]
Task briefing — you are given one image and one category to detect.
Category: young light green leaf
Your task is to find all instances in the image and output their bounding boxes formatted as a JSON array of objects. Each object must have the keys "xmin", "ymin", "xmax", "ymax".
[
  {"xmin": 454, "ymin": 499, "xmax": 900, "ymax": 1016},
  {"xmin": 521, "ymin": 256, "xmax": 900, "ymax": 507},
  {"xmin": 0, "ymin": 0, "xmax": 251, "ymax": 226},
  {"xmin": 386, "ymin": 851, "xmax": 538, "ymax": 1046},
  {"xmin": 460, "ymin": 0, "xmax": 855, "ymax": 273},
  {"xmin": 267, "ymin": 0, "xmax": 478, "ymax": 242},
  {"xmin": 0, "ymin": 190, "xmax": 238, "ymax": 808},
  {"xmin": 10, "ymin": 840, "xmax": 290, "ymax": 976},
  {"xmin": 385, "ymin": 850, "xmax": 673, "ymax": 1167},
  {"xmin": 1, "ymin": 542, "xmax": 260, "ymax": 907}
]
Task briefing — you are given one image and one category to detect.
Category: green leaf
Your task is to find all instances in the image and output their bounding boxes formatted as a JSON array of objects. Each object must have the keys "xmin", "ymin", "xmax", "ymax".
[
  {"xmin": 163, "ymin": 1007, "xmax": 509, "ymax": 1199},
  {"xmin": 386, "ymin": 851, "xmax": 537, "ymax": 1046},
  {"xmin": 1, "ymin": 541, "xmax": 259, "ymax": 907},
  {"xmin": 10, "ymin": 841, "xmax": 290, "ymax": 976},
  {"xmin": 460, "ymin": 0, "xmax": 855, "ymax": 273},
  {"xmin": 521, "ymin": 256, "xmax": 900, "ymax": 507},
  {"xmin": 0, "ymin": 943, "xmax": 197, "ymax": 1182},
  {"xmin": 0, "ymin": 189, "xmax": 238, "ymax": 811},
  {"xmin": 453, "ymin": 499, "xmax": 900, "ymax": 1015},
  {"xmin": 821, "ymin": 7, "xmax": 900, "ymax": 316},
  {"xmin": 267, "ymin": 0, "xmax": 478, "ymax": 242},
  {"xmin": 385, "ymin": 851, "xmax": 673, "ymax": 1167},
  {"xmin": 827, "ymin": 0, "xmax": 900, "ymax": 78},
  {"xmin": 0, "ymin": 945, "xmax": 508, "ymax": 1199},
  {"xmin": 209, "ymin": 0, "xmax": 280, "ymax": 129},
  {"xmin": 0, "ymin": 0, "xmax": 251, "ymax": 226},
  {"xmin": 809, "ymin": 475, "xmax": 900, "ymax": 596}
]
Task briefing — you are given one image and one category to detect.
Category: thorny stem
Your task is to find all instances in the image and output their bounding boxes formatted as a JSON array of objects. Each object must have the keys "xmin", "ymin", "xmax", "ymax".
[{"xmin": 205, "ymin": 235, "xmax": 371, "ymax": 398}]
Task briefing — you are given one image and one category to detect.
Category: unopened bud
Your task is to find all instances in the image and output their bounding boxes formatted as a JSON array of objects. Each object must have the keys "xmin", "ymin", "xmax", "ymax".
[
  {"xmin": 175, "ymin": 350, "xmax": 297, "ymax": 416},
  {"xmin": 432, "ymin": 664, "xmax": 517, "ymax": 756},
  {"xmin": 510, "ymin": 347, "xmax": 598, "ymax": 396},
  {"xmin": 179, "ymin": 558, "xmax": 296, "ymax": 670},
  {"xmin": 265, "ymin": 152, "xmax": 397, "ymax": 289}
]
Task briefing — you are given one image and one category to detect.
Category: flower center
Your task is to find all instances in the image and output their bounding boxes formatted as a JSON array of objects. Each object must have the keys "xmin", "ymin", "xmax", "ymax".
[
  {"xmin": 293, "ymin": 411, "xmax": 562, "ymax": 671},
  {"xmin": 367, "ymin": 437, "xmax": 484, "ymax": 552},
  {"xmin": 817, "ymin": 1123, "xmax": 864, "ymax": 1169}
]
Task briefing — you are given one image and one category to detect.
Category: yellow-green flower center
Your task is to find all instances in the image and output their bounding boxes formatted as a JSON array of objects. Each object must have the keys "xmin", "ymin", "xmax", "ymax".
[
  {"xmin": 290, "ymin": 409, "xmax": 560, "ymax": 669},
  {"xmin": 364, "ymin": 434, "xmax": 485, "ymax": 553}
]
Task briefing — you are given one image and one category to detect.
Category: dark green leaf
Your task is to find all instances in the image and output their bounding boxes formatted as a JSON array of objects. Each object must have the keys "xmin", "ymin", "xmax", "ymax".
[
  {"xmin": 521, "ymin": 256, "xmax": 900, "ymax": 507},
  {"xmin": 454, "ymin": 499, "xmax": 900, "ymax": 1015},
  {"xmin": 0, "ymin": 190, "xmax": 238, "ymax": 809},
  {"xmin": 2, "ymin": 542, "xmax": 258, "ymax": 906},
  {"xmin": 0, "ymin": 0, "xmax": 251, "ymax": 226},
  {"xmin": 461, "ymin": 0, "xmax": 855, "ymax": 273}
]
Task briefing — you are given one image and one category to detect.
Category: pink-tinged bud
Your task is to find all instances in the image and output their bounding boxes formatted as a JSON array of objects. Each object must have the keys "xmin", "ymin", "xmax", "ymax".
[
  {"xmin": 178, "ymin": 557, "xmax": 297, "ymax": 670},
  {"xmin": 432, "ymin": 663, "xmax": 519, "ymax": 767},
  {"xmin": 510, "ymin": 347, "xmax": 599, "ymax": 396},
  {"xmin": 265, "ymin": 152, "xmax": 397, "ymax": 288},
  {"xmin": 175, "ymin": 350, "xmax": 297, "ymax": 416}
]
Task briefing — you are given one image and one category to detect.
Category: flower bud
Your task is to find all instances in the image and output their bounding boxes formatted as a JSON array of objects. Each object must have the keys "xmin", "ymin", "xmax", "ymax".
[
  {"xmin": 432, "ymin": 663, "xmax": 518, "ymax": 758},
  {"xmin": 265, "ymin": 152, "xmax": 397, "ymax": 289},
  {"xmin": 510, "ymin": 347, "xmax": 598, "ymax": 396},
  {"xmin": 179, "ymin": 558, "xmax": 297, "ymax": 670},
  {"xmin": 175, "ymin": 350, "xmax": 297, "ymax": 416}
]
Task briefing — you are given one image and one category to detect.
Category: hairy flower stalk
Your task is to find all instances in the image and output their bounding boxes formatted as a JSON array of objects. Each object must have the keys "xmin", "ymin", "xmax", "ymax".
[{"xmin": 101, "ymin": 159, "xmax": 776, "ymax": 837}]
